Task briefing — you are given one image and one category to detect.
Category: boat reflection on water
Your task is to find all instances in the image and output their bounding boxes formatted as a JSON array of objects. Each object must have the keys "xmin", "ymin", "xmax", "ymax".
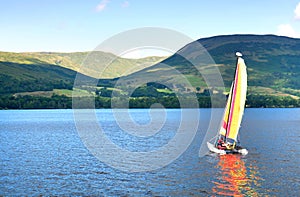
[{"xmin": 212, "ymin": 154, "xmax": 263, "ymax": 196}]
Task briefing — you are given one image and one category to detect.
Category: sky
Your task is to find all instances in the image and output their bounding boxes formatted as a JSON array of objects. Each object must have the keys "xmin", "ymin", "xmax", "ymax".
[{"xmin": 1, "ymin": 0, "xmax": 300, "ymax": 56}]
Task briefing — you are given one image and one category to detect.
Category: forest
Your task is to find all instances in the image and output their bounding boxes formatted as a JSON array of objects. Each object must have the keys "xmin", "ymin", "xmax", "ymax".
[{"xmin": 0, "ymin": 93, "xmax": 299, "ymax": 109}]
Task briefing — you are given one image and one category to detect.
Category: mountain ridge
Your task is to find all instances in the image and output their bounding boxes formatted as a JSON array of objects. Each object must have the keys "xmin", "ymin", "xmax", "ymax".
[
  {"xmin": 0, "ymin": 51, "xmax": 166, "ymax": 79},
  {"xmin": 1, "ymin": 34, "xmax": 300, "ymax": 106}
]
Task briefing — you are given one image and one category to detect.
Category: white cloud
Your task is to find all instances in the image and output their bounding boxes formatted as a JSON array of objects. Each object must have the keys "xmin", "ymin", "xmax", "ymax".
[
  {"xmin": 277, "ymin": 24, "xmax": 299, "ymax": 38},
  {"xmin": 295, "ymin": 2, "xmax": 300, "ymax": 20},
  {"xmin": 121, "ymin": 1, "xmax": 129, "ymax": 8},
  {"xmin": 96, "ymin": 0, "xmax": 110, "ymax": 12}
]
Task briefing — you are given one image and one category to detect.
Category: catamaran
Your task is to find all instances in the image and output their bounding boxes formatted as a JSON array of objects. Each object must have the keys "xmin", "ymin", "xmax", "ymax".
[{"xmin": 207, "ymin": 52, "xmax": 248, "ymax": 155}]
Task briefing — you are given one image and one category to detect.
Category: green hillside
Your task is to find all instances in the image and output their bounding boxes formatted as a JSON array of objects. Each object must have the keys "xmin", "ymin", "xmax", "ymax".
[
  {"xmin": 0, "ymin": 61, "xmax": 76, "ymax": 94},
  {"xmin": 0, "ymin": 51, "xmax": 166, "ymax": 79},
  {"xmin": 1, "ymin": 34, "xmax": 300, "ymax": 108},
  {"xmin": 122, "ymin": 34, "xmax": 300, "ymax": 98},
  {"xmin": 0, "ymin": 51, "xmax": 166, "ymax": 95},
  {"xmin": 198, "ymin": 35, "xmax": 300, "ymax": 91}
]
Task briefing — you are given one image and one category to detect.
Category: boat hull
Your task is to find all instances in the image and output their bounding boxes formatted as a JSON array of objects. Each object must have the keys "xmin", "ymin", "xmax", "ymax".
[{"xmin": 207, "ymin": 142, "xmax": 248, "ymax": 155}]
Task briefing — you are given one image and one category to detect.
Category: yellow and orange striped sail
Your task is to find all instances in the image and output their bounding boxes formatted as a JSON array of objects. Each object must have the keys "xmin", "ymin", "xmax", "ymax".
[{"xmin": 219, "ymin": 56, "xmax": 247, "ymax": 144}]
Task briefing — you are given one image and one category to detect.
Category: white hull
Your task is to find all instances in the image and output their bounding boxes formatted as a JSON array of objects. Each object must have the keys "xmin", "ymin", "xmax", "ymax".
[
  {"xmin": 207, "ymin": 142, "xmax": 226, "ymax": 155},
  {"xmin": 207, "ymin": 142, "xmax": 248, "ymax": 155}
]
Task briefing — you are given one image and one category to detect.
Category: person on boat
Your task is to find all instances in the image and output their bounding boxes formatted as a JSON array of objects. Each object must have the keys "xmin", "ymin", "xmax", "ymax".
[
  {"xmin": 217, "ymin": 139, "xmax": 227, "ymax": 150},
  {"xmin": 225, "ymin": 143, "xmax": 235, "ymax": 150},
  {"xmin": 217, "ymin": 138, "xmax": 235, "ymax": 150}
]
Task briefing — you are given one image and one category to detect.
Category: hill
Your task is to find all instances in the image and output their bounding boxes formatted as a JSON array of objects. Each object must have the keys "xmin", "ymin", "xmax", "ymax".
[
  {"xmin": 121, "ymin": 34, "xmax": 300, "ymax": 98},
  {"xmin": 0, "ymin": 51, "xmax": 166, "ymax": 95},
  {"xmin": 0, "ymin": 51, "xmax": 166, "ymax": 79},
  {"xmin": 1, "ymin": 34, "xmax": 300, "ymax": 108},
  {"xmin": 0, "ymin": 61, "xmax": 76, "ymax": 94}
]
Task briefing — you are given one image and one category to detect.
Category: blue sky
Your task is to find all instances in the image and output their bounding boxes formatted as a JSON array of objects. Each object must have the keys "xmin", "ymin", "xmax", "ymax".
[{"xmin": 1, "ymin": 0, "xmax": 300, "ymax": 53}]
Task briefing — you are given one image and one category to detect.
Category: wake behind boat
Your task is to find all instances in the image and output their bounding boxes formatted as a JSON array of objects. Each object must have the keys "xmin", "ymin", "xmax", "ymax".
[{"xmin": 207, "ymin": 52, "xmax": 248, "ymax": 155}]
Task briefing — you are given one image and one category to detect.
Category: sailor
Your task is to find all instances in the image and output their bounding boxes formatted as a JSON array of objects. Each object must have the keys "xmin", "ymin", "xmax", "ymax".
[
  {"xmin": 217, "ymin": 138, "xmax": 236, "ymax": 151},
  {"xmin": 217, "ymin": 139, "xmax": 227, "ymax": 150},
  {"xmin": 225, "ymin": 142, "xmax": 235, "ymax": 150}
]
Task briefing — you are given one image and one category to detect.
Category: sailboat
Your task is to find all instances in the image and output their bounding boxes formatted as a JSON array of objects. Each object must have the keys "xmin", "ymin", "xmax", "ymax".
[{"xmin": 207, "ymin": 52, "xmax": 248, "ymax": 155}]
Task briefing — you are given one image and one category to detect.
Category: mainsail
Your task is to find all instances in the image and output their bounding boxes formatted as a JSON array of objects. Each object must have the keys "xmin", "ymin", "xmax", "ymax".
[{"xmin": 218, "ymin": 53, "xmax": 247, "ymax": 145}]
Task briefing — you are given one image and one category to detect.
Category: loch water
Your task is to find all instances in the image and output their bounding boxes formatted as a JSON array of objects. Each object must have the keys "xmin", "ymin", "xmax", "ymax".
[{"xmin": 0, "ymin": 108, "xmax": 299, "ymax": 196}]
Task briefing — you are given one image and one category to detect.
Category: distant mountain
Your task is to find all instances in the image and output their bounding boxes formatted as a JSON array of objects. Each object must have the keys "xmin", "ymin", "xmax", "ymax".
[
  {"xmin": 1, "ymin": 34, "xmax": 300, "ymax": 100},
  {"xmin": 122, "ymin": 34, "xmax": 300, "ymax": 98},
  {"xmin": 197, "ymin": 34, "xmax": 300, "ymax": 89},
  {"xmin": 0, "ymin": 51, "xmax": 166, "ymax": 79},
  {"xmin": 0, "ymin": 51, "xmax": 165, "ymax": 94}
]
